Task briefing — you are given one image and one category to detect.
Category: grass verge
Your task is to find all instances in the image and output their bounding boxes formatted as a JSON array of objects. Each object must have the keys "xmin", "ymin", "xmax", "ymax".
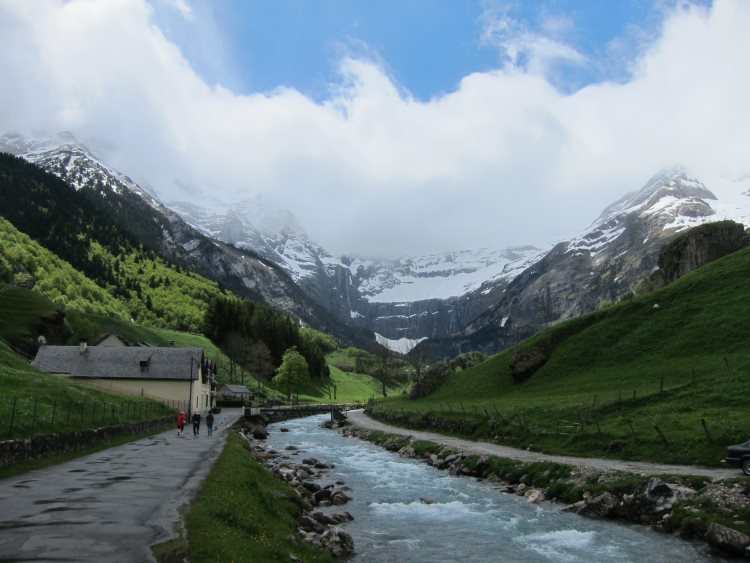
[{"xmin": 181, "ymin": 432, "xmax": 333, "ymax": 563}]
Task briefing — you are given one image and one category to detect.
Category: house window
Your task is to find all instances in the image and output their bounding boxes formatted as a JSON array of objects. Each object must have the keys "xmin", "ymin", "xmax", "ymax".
[{"xmin": 140, "ymin": 360, "xmax": 148, "ymax": 370}]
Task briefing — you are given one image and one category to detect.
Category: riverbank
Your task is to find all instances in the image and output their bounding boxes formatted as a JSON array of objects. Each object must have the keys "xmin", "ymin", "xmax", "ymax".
[{"xmin": 344, "ymin": 412, "xmax": 750, "ymax": 559}]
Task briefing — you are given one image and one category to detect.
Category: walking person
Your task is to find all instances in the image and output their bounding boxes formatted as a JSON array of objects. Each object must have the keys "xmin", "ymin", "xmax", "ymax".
[
  {"xmin": 176, "ymin": 410, "xmax": 186, "ymax": 436},
  {"xmin": 191, "ymin": 411, "xmax": 201, "ymax": 437},
  {"xmin": 206, "ymin": 411, "xmax": 214, "ymax": 436}
]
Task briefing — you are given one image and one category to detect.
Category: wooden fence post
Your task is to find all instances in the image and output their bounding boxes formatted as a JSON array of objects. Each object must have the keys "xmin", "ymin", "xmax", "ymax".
[
  {"xmin": 654, "ymin": 425, "xmax": 668, "ymax": 445},
  {"xmin": 8, "ymin": 398, "xmax": 16, "ymax": 436},
  {"xmin": 700, "ymin": 418, "xmax": 713, "ymax": 444}
]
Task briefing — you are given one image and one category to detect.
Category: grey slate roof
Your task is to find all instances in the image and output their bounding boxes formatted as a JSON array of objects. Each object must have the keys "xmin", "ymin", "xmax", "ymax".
[
  {"xmin": 32, "ymin": 346, "xmax": 204, "ymax": 380},
  {"xmin": 220, "ymin": 384, "xmax": 251, "ymax": 394}
]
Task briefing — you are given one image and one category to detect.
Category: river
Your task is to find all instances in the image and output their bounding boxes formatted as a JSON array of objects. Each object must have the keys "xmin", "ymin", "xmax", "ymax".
[{"xmin": 266, "ymin": 414, "xmax": 718, "ymax": 562}]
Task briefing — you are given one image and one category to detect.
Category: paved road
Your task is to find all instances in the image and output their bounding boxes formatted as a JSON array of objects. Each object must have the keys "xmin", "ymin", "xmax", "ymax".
[
  {"xmin": 348, "ymin": 410, "xmax": 739, "ymax": 480},
  {"xmin": 0, "ymin": 409, "xmax": 241, "ymax": 562}
]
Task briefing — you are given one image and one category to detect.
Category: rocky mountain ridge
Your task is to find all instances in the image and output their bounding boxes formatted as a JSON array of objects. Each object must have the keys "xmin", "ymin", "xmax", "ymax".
[
  {"xmin": 0, "ymin": 131, "xmax": 368, "ymax": 346},
  {"xmin": 4, "ymin": 130, "xmax": 749, "ymax": 358}
]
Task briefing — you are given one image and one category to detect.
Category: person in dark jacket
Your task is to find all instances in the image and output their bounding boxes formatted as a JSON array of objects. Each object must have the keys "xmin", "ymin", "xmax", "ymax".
[
  {"xmin": 192, "ymin": 411, "xmax": 201, "ymax": 436},
  {"xmin": 206, "ymin": 411, "xmax": 215, "ymax": 436}
]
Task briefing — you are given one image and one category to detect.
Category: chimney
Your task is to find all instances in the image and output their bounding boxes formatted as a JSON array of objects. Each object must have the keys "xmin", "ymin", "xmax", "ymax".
[{"xmin": 79, "ymin": 342, "xmax": 87, "ymax": 354}]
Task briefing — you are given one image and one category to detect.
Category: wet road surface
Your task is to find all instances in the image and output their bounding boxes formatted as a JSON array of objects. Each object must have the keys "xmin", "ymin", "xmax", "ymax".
[{"xmin": 0, "ymin": 409, "xmax": 241, "ymax": 562}]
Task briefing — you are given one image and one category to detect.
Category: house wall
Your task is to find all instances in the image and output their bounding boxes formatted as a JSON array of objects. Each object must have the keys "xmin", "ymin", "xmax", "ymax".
[{"xmin": 80, "ymin": 378, "xmax": 214, "ymax": 413}]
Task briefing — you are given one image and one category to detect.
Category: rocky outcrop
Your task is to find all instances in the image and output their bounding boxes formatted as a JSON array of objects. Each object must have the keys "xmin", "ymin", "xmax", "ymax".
[
  {"xmin": 657, "ymin": 220, "xmax": 747, "ymax": 284},
  {"xmin": 705, "ymin": 523, "xmax": 750, "ymax": 557}
]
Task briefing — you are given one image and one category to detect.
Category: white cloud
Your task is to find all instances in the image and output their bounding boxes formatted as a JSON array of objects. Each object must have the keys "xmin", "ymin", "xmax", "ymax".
[
  {"xmin": 0, "ymin": 0, "xmax": 748, "ymax": 257},
  {"xmin": 165, "ymin": 0, "xmax": 193, "ymax": 21}
]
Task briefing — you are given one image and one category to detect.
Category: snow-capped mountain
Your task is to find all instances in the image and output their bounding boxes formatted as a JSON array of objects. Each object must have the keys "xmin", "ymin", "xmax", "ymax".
[
  {"xmin": 168, "ymin": 198, "xmax": 333, "ymax": 282},
  {"xmin": 5, "ymin": 129, "xmax": 749, "ymax": 356},
  {"xmin": 169, "ymin": 198, "xmax": 544, "ymax": 304},
  {"xmin": 0, "ymin": 130, "xmax": 365, "ymax": 344},
  {"xmin": 428, "ymin": 167, "xmax": 750, "ymax": 357},
  {"xmin": 0, "ymin": 130, "xmax": 158, "ymax": 203}
]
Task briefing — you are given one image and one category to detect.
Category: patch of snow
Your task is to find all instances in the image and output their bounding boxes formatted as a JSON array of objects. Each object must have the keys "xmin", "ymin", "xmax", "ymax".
[{"xmin": 374, "ymin": 332, "xmax": 427, "ymax": 355}]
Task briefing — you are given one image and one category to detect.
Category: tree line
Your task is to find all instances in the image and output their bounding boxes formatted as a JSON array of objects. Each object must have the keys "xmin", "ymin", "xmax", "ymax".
[{"xmin": 203, "ymin": 295, "xmax": 332, "ymax": 384}]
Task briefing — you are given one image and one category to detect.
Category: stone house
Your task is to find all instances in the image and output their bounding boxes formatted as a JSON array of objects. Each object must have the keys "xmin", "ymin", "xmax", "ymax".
[
  {"xmin": 218, "ymin": 383, "xmax": 252, "ymax": 401},
  {"xmin": 32, "ymin": 344, "xmax": 216, "ymax": 413}
]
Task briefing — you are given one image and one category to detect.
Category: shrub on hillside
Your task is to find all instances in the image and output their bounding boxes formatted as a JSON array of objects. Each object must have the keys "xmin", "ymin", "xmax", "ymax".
[{"xmin": 410, "ymin": 362, "xmax": 451, "ymax": 399}]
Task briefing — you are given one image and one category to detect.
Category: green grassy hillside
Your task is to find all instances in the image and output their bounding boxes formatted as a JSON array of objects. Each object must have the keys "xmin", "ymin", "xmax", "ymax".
[
  {"xmin": 0, "ymin": 214, "xmax": 224, "ymax": 332},
  {"xmin": 372, "ymin": 247, "xmax": 750, "ymax": 466},
  {"xmin": 0, "ymin": 339, "xmax": 173, "ymax": 441}
]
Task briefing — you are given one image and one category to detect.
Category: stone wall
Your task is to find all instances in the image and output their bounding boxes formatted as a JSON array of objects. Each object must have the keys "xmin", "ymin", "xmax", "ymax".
[{"xmin": 0, "ymin": 416, "xmax": 173, "ymax": 468}]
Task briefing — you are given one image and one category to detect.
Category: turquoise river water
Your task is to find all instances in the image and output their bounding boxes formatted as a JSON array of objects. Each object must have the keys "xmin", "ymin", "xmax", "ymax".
[{"xmin": 266, "ymin": 414, "xmax": 718, "ymax": 562}]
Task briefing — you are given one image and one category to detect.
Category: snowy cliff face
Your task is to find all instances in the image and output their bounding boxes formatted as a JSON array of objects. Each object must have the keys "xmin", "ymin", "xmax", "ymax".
[
  {"xmin": 427, "ymin": 167, "xmax": 750, "ymax": 358},
  {"xmin": 166, "ymin": 197, "xmax": 546, "ymax": 340}
]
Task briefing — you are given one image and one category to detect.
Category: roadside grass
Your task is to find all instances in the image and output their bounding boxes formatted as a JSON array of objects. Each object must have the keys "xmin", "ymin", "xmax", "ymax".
[
  {"xmin": 0, "ymin": 339, "xmax": 175, "ymax": 440},
  {"xmin": 371, "ymin": 247, "xmax": 750, "ymax": 467},
  {"xmin": 182, "ymin": 432, "xmax": 332, "ymax": 563}
]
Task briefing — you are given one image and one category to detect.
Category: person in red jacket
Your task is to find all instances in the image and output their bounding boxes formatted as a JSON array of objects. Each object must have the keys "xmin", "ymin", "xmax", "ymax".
[{"xmin": 176, "ymin": 411, "xmax": 186, "ymax": 436}]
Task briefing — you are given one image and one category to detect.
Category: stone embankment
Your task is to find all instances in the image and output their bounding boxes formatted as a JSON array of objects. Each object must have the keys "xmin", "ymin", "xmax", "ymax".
[
  {"xmin": 0, "ymin": 416, "xmax": 173, "ymax": 467},
  {"xmin": 341, "ymin": 425, "xmax": 750, "ymax": 559},
  {"xmin": 239, "ymin": 420, "xmax": 355, "ymax": 559}
]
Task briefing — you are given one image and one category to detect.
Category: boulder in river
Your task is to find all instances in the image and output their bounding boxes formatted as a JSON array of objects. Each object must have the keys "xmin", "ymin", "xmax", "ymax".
[{"xmin": 320, "ymin": 527, "xmax": 354, "ymax": 558}]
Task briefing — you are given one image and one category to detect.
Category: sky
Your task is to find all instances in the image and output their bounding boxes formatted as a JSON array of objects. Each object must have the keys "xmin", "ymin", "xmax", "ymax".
[{"xmin": 0, "ymin": 0, "xmax": 747, "ymax": 257}]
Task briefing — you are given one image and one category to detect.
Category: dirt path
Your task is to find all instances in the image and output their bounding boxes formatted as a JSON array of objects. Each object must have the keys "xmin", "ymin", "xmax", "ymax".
[{"xmin": 347, "ymin": 410, "xmax": 738, "ymax": 480}]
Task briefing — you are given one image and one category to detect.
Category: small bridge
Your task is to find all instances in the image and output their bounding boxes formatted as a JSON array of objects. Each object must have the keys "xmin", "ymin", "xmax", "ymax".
[{"xmin": 242, "ymin": 403, "xmax": 363, "ymax": 424}]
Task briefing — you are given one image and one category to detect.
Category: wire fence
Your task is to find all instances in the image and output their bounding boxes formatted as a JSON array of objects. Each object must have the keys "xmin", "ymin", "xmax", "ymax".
[{"xmin": 1, "ymin": 396, "xmax": 188, "ymax": 439}]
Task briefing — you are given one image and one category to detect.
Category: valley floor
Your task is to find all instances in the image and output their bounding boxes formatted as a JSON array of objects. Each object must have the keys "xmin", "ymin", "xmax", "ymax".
[{"xmin": 347, "ymin": 411, "xmax": 738, "ymax": 479}]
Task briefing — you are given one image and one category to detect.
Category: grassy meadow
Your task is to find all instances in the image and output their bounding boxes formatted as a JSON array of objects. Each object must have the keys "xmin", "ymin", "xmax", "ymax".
[{"xmin": 370, "ymin": 247, "xmax": 750, "ymax": 467}]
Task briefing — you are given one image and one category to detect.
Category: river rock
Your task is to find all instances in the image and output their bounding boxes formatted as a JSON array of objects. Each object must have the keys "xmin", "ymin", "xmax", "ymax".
[
  {"xmin": 252, "ymin": 427, "xmax": 269, "ymax": 440},
  {"xmin": 302, "ymin": 482, "xmax": 321, "ymax": 494},
  {"xmin": 280, "ymin": 428, "xmax": 290, "ymax": 432},
  {"xmin": 320, "ymin": 527, "xmax": 354, "ymax": 558},
  {"xmin": 615, "ymin": 478, "xmax": 693, "ymax": 524},
  {"xmin": 302, "ymin": 458, "xmax": 317, "ymax": 465},
  {"xmin": 564, "ymin": 491, "xmax": 618, "ymax": 518},
  {"xmin": 399, "ymin": 446, "xmax": 416, "ymax": 458},
  {"xmin": 312, "ymin": 511, "xmax": 337, "ymax": 525},
  {"xmin": 705, "ymin": 523, "xmax": 750, "ymax": 556},
  {"xmin": 284, "ymin": 445, "xmax": 297, "ymax": 451},
  {"xmin": 299, "ymin": 515, "xmax": 324, "ymax": 533},
  {"xmin": 331, "ymin": 491, "xmax": 351, "ymax": 505},
  {"xmin": 314, "ymin": 461, "xmax": 332, "ymax": 469},
  {"xmin": 331, "ymin": 511, "xmax": 354, "ymax": 523},
  {"xmin": 314, "ymin": 488, "xmax": 332, "ymax": 503},
  {"xmin": 525, "ymin": 488, "xmax": 546, "ymax": 504}
]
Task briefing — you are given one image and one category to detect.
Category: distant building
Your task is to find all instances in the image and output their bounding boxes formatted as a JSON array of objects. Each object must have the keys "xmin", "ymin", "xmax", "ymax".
[
  {"xmin": 32, "ymin": 344, "xmax": 215, "ymax": 413},
  {"xmin": 218, "ymin": 384, "xmax": 252, "ymax": 401}
]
